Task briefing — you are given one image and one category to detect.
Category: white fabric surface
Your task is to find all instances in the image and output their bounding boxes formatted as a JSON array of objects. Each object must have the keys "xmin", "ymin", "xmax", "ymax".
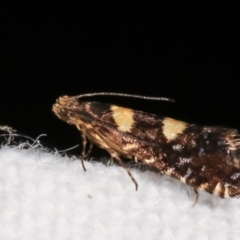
[{"xmin": 0, "ymin": 144, "xmax": 240, "ymax": 240}]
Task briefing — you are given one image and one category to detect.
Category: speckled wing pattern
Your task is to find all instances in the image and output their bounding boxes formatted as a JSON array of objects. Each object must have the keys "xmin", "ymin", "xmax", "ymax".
[{"xmin": 53, "ymin": 95, "xmax": 240, "ymax": 198}]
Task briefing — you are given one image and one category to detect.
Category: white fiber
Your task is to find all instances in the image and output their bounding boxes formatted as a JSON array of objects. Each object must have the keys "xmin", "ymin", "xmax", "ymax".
[{"xmin": 0, "ymin": 142, "xmax": 240, "ymax": 240}]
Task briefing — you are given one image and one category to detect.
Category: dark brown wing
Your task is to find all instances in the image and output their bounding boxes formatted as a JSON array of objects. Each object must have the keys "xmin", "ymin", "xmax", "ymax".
[
  {"xmin": 86, "ymin": 103, "xmax": 240, "ymax": 197},
  {"xmin": 53, "ymin": 97, "xmax": 240, "ymax": 197}
]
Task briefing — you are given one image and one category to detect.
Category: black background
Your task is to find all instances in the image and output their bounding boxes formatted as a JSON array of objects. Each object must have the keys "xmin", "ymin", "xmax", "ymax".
[{"xmin": 1, "ymin": 2, "xmax": 239, "ymax": 155}]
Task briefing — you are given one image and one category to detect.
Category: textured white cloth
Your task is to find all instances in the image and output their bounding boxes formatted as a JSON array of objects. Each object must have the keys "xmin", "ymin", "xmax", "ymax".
[{"xmin": 0, "ymin": 145, "xmax": 240, "ymax": 240}]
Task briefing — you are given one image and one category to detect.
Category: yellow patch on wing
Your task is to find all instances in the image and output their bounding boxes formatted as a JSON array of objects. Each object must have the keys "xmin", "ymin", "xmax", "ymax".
[
  {"xmin": 144, "ymin": 157, "xmax": 155, "ymax": 163},
  {"xmin": 180, "ymin": 176, "xmax": 186, "ymax": 183},
  {"xmin": 199, "ymin": 183, "xmax": 209, "ymax": 191},
  {"xmin": 111, "ymin": 106, "xmax": 134, "ymax": 132},
  {"xmin": 162, "ymin": 117, "xmax": 187, "ymax": 141},
  {"xmin": 165, "ymin": 168, "xmax": 174, "ymax": 175}
]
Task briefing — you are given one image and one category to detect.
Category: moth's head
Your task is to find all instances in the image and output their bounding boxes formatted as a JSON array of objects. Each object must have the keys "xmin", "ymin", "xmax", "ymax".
[{"xmin": 52, "ymin": 95, "xmax": 79, "ymax": 122}]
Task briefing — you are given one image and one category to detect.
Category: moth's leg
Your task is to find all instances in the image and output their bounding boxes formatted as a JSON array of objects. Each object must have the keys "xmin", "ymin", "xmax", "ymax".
[
  {"xmin": 80, "ymin": 133, "xmax": 93, "ymax": 157},
  {"xmin": 80, "ymin": 131, "xmax": 94, "ymax": 171},
  {"xmin": 80, "ymin": 133, "xmax": 87, "ymax": 156},
  {"xmin": 85, "ymin": 142, "xmax": 93, "ymax": 157},
  {"xmin": 192, "ymin": 188, "xmax": 199, "ymax": 207},
  {"xmin": 109, "ymin": 150, "xmax": 138, "ymax": 191},
  {"xmin": 108, "ymin": 157, "xmax": 114, "ymax": 166},
  {"xmin": 80, "ymin": 133, "xmax": 88, "ymax": 171}
]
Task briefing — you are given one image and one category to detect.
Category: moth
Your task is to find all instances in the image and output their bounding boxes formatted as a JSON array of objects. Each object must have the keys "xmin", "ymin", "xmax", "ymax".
[{"xmin": 53, "ymin": 92, "xmax": 240, "ymax": 200}]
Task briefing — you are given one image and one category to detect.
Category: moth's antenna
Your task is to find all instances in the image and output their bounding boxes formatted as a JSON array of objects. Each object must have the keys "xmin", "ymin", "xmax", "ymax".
[{"xmin": 76, "ymin": 92, "xmax": 175, "ymax": 102}]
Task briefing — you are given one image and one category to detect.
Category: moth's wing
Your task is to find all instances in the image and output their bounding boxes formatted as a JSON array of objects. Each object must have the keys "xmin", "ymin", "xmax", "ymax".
[
  {"xmin": 90, "ymin": 104, "xmax": 240, "ymax": 197},
  {"xmin": 77, "ymin": 102, "xmax": 240, "ymax": 171},
  {"xmin": 54, "ymin": 99, "xmax": 240, "ymax": 197}
]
